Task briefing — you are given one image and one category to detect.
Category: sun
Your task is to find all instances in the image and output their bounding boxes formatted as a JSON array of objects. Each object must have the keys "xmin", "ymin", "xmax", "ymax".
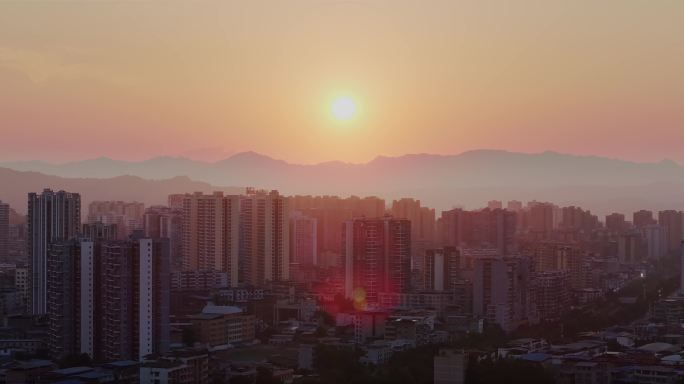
[{"xmin": 330, "ymin": 96, "xmax": 357, "ymax": 121}]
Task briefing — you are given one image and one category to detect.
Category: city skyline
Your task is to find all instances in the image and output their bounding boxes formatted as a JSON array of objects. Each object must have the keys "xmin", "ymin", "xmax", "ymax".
[
  {"xmin": 2, "ymin": 1, "xmax": 684, "ymax": 382},
  {"xmin": 5, "ymin": 149, "xmax": 684, "ymax": 218},
  {"xmin": 1, "ymin": 1, "xmax": 683, "ymax": 163},
  {"xmin": 2, "ymin": 182, "xmax": 684, "ymax": 381}
]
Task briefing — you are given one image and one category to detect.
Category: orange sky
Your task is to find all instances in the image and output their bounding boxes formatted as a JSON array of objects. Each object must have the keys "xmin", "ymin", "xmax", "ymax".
[{"xmin": 0, "ymin": 1, "xmax": 683, "ymax": 164}]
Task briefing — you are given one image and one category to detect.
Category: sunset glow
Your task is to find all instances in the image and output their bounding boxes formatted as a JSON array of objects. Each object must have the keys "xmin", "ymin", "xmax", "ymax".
[
  {"xmin": 330, "ymin": 97, "xmax": 357, "ymax": 121},
  {"xmin": 0, "ymin": 1, "xmax": 682, "ymax": 164}
]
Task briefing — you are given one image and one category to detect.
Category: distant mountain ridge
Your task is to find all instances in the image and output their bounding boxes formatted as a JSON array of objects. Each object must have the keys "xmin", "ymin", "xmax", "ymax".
[
  {"xmin": 3, "ymin": 150, "xmax": 683, "ymax": 186},
  {"xmin": 0, "ymin": 167, "xmax": 243, "ymax": 218},
  {"xmin": 2, "ymin": 150, "xmax": 684, "ymax": 216}
]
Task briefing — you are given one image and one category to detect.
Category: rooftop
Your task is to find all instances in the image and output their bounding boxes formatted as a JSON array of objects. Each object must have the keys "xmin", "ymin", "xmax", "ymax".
[
  {"xmin": 202, "ymin": 304, "xmax": 242, "ymax": 315},
  {"xmin": 9, "ymin": 359, "xmax": 54, "ymax": 370},
  {"xmin": 517, "ymin": 353, "xmax": 551, "ymax": 363},
  {"xmin": 637, "ymin": 342, "xmax": 680, "ymax": 354},
  {"xmin": 142, "ymin": 360, "xmax": 184, "ymax": 369},
  {"xmin": 188, "ymin": 313, "xmax": 224, "ymax": 320},
  {"xmin": 101, "ymin": 360, "xmax": 138, "ymax": 368},
  {"xmin": 48, "ymin": 366, "xmax": 93, "ymax": 376}
]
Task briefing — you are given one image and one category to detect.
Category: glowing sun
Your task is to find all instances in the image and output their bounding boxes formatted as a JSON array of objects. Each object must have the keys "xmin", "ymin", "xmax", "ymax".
[{"xmin": 330, "ymin": 96, "xmax": 357, "ymax": 121}]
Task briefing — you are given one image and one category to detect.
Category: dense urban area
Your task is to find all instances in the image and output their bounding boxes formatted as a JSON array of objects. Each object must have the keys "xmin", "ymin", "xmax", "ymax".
[{"xmin": 0, "ymin": 190, "xmax": 683, "ymax": 383}]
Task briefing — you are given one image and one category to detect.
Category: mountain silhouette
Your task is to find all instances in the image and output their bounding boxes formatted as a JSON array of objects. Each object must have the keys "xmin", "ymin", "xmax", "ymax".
[{"xmin": 3, "ymin": 150, "xmax": 684, "ymax": 216}]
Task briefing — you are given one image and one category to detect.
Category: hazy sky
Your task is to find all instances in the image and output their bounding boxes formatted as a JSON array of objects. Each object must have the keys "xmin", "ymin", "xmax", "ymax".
[{"xmin": 0, "ymin": 1, "xmax": 683, "ymax": 164}]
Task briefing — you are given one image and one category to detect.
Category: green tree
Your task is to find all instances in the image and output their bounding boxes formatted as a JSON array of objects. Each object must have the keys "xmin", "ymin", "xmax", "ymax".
[
  {"xmin": 374, "ymin": 345, "xmax": 439, "ymax": 384},
  {"xmin": 229, "ymin": 375, "xmax": 253, "ymax": 384},
  {"xmin": 313, "ymin": 345, "xmax": 369, "ymax": 383},
  {"xmin": 57, "ymin": 353, "xmax": 92, "ymax": 368},
  {"xmin": 256, "ymin": 366, "xmax": 281, "ymax": 384},
  {"xmin": 465, "ymin": 357, "xmax": 554, "ymax": 384}
]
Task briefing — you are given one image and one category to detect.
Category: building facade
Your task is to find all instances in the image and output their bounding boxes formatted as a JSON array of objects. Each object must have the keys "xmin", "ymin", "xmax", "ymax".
[
  {"xmin": 473, "ymin": 256, "xmax": 536, "ymax": 332},
  {"xmin": 343, "ymin": 217, "xmax": 411, "ymax": 306},
  {"xmin": 423, "ymin": 247, "xmax": 460, "ymax": 292},
  {"xmin": 28, "ymin": 189, "xmax": 81, "ymax": 315},
  {"xmin": 181, "ymin": 191, "xmax": 289, "ymax": 287},
  {"xmin": 0, "ymin": 201, "xmax": 8, "ymax": 261},
  {"xmin": 101, "ymin": 237, "xmax": 170, "ymax": 361},
  {"xmin": 144, "ymin": 205, "xmax": 183, "ymax": 272}
]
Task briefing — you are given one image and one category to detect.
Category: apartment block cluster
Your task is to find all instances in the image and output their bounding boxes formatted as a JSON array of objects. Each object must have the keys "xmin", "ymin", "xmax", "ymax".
[
  {"xmin": 457, "ymin": 279, "xmax": 684, "ymax": 384},
  {"xmin": 428, "ymin": 241, "xmax": 684, "ymax": 384},
  {"xmin": 0, "ymin": 189, "xmax": 683, "ymax": 382}
]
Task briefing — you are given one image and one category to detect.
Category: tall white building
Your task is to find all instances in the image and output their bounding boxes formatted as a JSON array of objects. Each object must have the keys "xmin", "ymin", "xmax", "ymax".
[
  {"xmin": 79, "ymin": 240, "xmax": 95, "ymax": 357},
  {"xmin": 28, "ymin": 189, "xmax": 81, "ymax": 315},
  {"xmin": 0, "ymin": 201, "xmax": 8, "ymax": 261},
  {"xmin": 473, "ymin": 256, "xmax": 536, "ymax": 333},
  {"xmin": 240, "ymin": 190, "xmax": 290, "ymax": 285},
  {"xmin": 181, "ymin": 190, "xmax": 289, "ymax": 287},
  {"xmin": 641, "ymin": 224, "xmax": 666, "ymax": 260},
  {"xmin": 342, "ymin": 217, "xmax": 411, "ymax": 305},
  {"xmin": 101, "ymin": 237, "xmax": 170, "ymax": 361},
  {"xmin": 138, "ymin": 238, "xmax": 154, "ymax": 359},
  {"xmin": 144, "ymin": 205, "xmax": 183, "ymax": 272},
  {"xmin": 424, "ymin": 247, "xmax": 460, "ymax": 291},
  {"xmin": 181, "ymin": 192, "xmax": 240, "ymax": 285},
  {"xmin": 289, "ymin": 212, "xmax": 318, "ymax": 281},
  {"xmin": 618, "ymin": 232, "xmax": 644, "ymax": 264}
]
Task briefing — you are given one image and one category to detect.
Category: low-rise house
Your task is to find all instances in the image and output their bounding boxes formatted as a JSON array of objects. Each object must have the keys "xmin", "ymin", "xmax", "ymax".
[{"xmin": 140, "ymin": 349, "xmax": 209, "ymax": 384}]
